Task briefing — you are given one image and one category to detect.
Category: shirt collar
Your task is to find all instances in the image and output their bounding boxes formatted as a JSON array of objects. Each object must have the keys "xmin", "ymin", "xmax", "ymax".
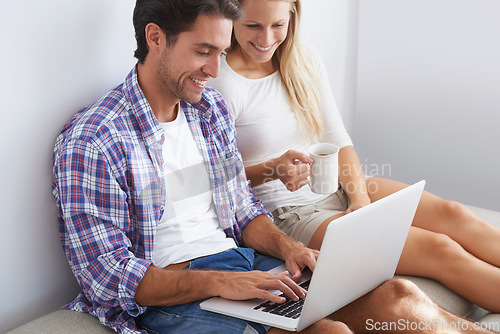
[
  {"xmin": 182, "ymin": 88, "xmax": 216, "ymax": 123},
  {"xmin": 122, "ymin": 66, "xmax": 164, "ymax": 146},
  {"xmin": 123, "ymin": 66, "xmax": 217, "ymax": 141}
]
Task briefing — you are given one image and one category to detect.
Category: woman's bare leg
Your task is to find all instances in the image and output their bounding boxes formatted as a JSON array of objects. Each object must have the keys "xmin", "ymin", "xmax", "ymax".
[
  {"xmin": 268, "ymin": 319, "xmax": 352, "ymax": 334},
  {"xmin": 366, "ymin": 177, "xmax": 500, "ymax": 267},
  {"xmin": 270, "ymin": 279, "xmax": 497, "ymax": 333},
  {"xmin": 332, "ymin": 278, "xmax": 496, "ymax": 334},
  {"xmin": 308, "ymin": 213, "xmax": 345, "ymax": 250},
  {"xmin": 307, "ymin": 177, "xmax": 500, "ymax": 311},
  {"xmin": 398, "ymin": 226, "xmax": 500, "ymax": 312}
]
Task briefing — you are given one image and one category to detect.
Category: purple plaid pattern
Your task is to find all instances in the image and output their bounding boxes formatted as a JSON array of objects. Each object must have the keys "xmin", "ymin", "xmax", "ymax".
[{"xmin": 52, "ymin": 66, "xmax": 270, "ymax": 333}]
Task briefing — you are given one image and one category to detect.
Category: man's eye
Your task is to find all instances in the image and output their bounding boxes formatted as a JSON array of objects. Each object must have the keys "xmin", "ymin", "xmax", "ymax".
[
  {"xmin": 247, "ymin": 24, "xmax": 260, "ymax": 29},
  {"xmin": 198, "ymin": 51, "xmax": 210, "ymax": 56}
]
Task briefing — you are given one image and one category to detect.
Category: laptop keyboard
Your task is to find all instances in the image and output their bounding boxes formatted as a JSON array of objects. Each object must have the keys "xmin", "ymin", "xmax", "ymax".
[{"xmin": 253, "ymin": 279, "xmax": 311, "ymax": 319}]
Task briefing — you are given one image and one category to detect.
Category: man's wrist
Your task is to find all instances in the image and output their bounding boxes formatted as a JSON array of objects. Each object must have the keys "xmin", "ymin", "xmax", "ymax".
[
  {"xmin": 204, "ymin": 270, "xmax": 227, "ymax": 297},
  {"xmin": 278, "ymin": 236, "xmax": 306, "ymax": 260}
]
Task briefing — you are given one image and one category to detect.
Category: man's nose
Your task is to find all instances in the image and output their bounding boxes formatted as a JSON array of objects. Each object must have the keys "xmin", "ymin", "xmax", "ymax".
[{"xmin": 202, "ymin": 56, "xmax": 221, "ymax": 79}]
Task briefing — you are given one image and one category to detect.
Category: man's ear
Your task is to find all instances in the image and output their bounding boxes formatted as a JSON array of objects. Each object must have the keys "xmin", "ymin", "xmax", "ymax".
[{"xmin": 144, "ymin": 23, "xmax": 164, "ymax": 55}]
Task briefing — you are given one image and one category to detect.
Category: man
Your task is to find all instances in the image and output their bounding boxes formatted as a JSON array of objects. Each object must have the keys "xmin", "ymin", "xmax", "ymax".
[{"xmin": 52, "ymin": 0, "xmax": 495, "ymax": 333}]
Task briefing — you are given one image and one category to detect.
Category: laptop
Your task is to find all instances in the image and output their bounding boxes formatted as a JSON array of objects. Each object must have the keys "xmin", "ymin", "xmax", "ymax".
[{"xmin": 200, "ymin": 180, "xmax": 425, "ymax": 331}]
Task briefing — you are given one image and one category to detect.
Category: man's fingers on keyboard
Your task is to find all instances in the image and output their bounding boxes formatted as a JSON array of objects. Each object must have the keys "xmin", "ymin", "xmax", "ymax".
[
  {"xmin": 279, "ymin": 273, "xmax": 306, "ymax": 299},
  {"xmin": 262, "ymin": 290, "xmax": 286, "ymax": 304},
  {"xmin": 274, "ymin": 274, "xmax": 306, "ymax": 301},
  {"xmin": 259, "ymin": 273, "xmax": 298, "ymax": 302}
]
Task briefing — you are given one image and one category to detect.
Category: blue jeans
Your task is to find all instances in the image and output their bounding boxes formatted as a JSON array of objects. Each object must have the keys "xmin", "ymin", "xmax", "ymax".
[{"xmin": 136, "ymin": 248, "xmax": 284, "ymax": 334}]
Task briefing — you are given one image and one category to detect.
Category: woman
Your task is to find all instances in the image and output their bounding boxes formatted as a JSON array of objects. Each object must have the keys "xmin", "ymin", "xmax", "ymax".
[{"xmin": 209, "ymin": 0, "xmax": 500, "ymax": 312}]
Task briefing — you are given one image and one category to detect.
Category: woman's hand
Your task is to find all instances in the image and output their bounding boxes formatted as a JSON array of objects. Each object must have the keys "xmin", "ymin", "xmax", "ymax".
[
  {"xmin": 271, "ymin": 150, "xmax": 313, "ymax": 192},
  {"xmin": 345, "ymin": 195, "xmax": 371, "ymax": 214}
]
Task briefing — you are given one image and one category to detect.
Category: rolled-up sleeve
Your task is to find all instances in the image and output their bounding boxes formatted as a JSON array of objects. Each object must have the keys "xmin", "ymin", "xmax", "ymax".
[{"xmin": 54, "ymin": 138, "xmax": 152, "ymax": 322}]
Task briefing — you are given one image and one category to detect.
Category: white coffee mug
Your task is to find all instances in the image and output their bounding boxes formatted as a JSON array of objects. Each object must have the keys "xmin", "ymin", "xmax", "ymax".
[{"xmin": 308, "ymin": 143, "xmax": 339, "ymax": 194}]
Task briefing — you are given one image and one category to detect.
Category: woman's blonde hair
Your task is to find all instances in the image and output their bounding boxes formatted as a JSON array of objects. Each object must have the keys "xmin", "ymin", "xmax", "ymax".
[{"xmin": 233, "ymin": 0, "xmax": 323, "ymax": 140}]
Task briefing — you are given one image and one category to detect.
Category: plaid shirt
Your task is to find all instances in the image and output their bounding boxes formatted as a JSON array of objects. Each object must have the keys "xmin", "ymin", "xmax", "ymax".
[{"xmin": 52, "ymin": 66, "xmax": 270, "ymax": 333}]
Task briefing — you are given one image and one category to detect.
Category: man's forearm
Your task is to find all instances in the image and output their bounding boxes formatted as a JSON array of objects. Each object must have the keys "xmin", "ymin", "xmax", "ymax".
[
  {"xmin": 241, "ymin": 215, "xmax": 318, "ymax": 281},
  {"xmin": 135, "ymin": 265, "xmax": 223, "ymax": 306},
  {"xmin": 135, "ymin": 259, "xmax": 306, "ymax": 306},
  {"xmin": 241, "ymin": 215, "xmax": 303, "ymax": 261}
]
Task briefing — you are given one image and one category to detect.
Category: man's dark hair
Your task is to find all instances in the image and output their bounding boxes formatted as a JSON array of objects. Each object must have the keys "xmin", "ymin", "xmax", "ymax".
[{"xmin": 133, "ymin": 0, "xmax": 242, "ymax": 63}]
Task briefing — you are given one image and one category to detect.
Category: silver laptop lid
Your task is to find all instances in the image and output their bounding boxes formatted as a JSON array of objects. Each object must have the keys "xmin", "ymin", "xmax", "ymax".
[{"xmin": 296, "ymin": 180, "xmax": 425, "ymax": 331}]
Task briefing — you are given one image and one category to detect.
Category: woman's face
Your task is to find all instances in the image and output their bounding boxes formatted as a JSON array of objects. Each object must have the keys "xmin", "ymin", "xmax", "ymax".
[{"xmin": 233, "ymin": 0, "xmax": 291, "ymax": 64}]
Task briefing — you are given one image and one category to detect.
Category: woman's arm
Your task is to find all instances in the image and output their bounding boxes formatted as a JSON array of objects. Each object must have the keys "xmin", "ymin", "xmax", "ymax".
[
  {"xmin": 244, "ymin": 150, "xmax": 313, "ymax": 191},
  {"xmin": 338, "ymin": 145, "xmax": 371, "ymax": 212}
]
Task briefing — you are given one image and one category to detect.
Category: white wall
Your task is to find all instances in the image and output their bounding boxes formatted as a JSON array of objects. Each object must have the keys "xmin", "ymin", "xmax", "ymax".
[
  {"xmin": 301, "ymin": 0, "xmax": 359, "ymax": 134},
  {"xmin": 356, "ymin": 0, "xmax": 500, "ymax": 211},
  {"xmin": 0, "ymin": 1, "xmax": 136, "ymax": 332}
]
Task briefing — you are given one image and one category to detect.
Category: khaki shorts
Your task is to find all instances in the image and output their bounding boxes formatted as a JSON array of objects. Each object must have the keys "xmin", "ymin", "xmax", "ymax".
[{"xmin": 271, "ymin": 189, "xmax": 350, "ymax": 246}]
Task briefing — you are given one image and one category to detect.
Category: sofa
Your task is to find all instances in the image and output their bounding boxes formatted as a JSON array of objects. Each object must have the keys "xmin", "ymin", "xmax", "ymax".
[{"xmin": 8, "ymin": 206, "xmax": 500, "ymax": 333}]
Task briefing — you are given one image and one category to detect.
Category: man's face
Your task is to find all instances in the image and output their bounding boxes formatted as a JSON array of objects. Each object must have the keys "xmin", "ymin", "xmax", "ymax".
[{"xmin": 158, "ymin": 15, "xmax": 233, "ymax": 104}]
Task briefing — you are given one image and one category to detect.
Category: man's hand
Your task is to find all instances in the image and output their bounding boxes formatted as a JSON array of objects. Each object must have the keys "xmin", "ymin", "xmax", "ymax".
[
  {"xmin": 282, "ymin": 242, "xmax": 319, "ymax": 282},
  {"xmin": 136, "ymin": 265, "xmax": 307, "ymax": 307},
  {"xmin": 213, "ymin": 270, "xmax": 307, "ymax": 303},
  {"xmin": 242, "ymin": 215, "xmax": 319, "ymax": 283}
]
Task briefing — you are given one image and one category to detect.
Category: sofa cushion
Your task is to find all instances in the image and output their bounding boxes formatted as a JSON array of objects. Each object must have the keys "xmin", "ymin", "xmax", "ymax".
[
  {"xmin": 479, "ymin": 314, "xmax": 500, "ymax": 332},
  {"xmin": 7, "ymin": 310, "xmax": 114, "ymax": 334}
]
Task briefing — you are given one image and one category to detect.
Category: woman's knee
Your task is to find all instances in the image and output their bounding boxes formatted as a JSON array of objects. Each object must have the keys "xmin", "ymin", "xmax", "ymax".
[
  {"xmin": 372, "ymin": 278, "xmax": 433, "ymax": 314},
  {"xmin": 306, "ymin": 319, "xmax": 352, "ymax": 334},
  {"xmin": 426, "ymin": 232, "xmax": 464, "ymax": 260},
  {"xmin": 329, "ymin": 321, "xmax": 352, "ymax": 334},
  {"xmin": 376, "ymin": 278, "xmax": 421, "ymax": 300},
  {"xmin": 435, "ymin": 199, "xmax": 471, "ymax": 222}
]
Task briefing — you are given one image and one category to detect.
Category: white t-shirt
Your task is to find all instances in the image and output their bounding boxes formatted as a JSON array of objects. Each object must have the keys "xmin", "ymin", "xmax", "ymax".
[
  {"xmin": 152, "ymin": 108, "xmax": 236, "ymax": 268},
  {"xmin": 208, "ymin": 45, "xmax": 353, "ymax": 212}
]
